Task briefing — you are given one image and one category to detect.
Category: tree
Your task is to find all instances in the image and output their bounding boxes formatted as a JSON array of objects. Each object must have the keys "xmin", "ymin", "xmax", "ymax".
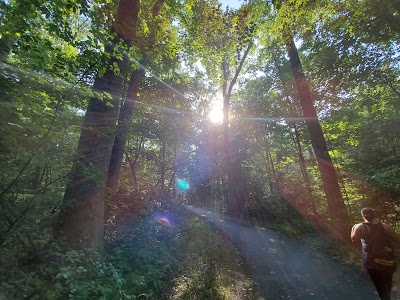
[
  {"xmin": 0, "ymin": 0, "xmax": 91, "ymax": 65},
  {"xmin": 0, "ymin": 0, "xmax": 100, "ymax": 249},
  {"xmin": 183, "ymin": 1, "xmax": 256, "ymax": 216},
  {"xmin": 295, "ymin": 0, "xmax": 400, "ymax": 220},
  {"xmin": 286, "ymin": 39, "xmax": 349, "ymax": 236},
  {"xmin": 249, "ymin": 0, "xmax": 352, "ymax": 237},
  {"xmin": 107, "ymin": 0, "xmax": 173, "ymax": 197},
  {"xmin": 57, "ymin": 0, "xmax": 140, "ymax": 250}
]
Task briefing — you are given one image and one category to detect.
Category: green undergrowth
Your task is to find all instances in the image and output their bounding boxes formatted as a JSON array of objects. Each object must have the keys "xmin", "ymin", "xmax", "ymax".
[
  {"xmin": 244, "ymin": 197, "xmax": 363, "ymax": 265},
  {"xmin": 169, "ymin": 216, "xmax": 257, "ymax": 300},
  {"xmin": 0, "ymin": 205, "xmax": 186, "ymax": 299},
  {"xmin": 0, "ymin": 206, "xmax": 257, "ymax": 299},
  {"xmin": 244, "ymin": 195, "xmax": 318, "ymax": 239}
]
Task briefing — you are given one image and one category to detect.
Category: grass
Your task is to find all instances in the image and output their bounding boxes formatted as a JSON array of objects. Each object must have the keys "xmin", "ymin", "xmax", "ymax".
[{"xmin": 168, "ymin": 216, "xmax": 257, "ymax": 300}]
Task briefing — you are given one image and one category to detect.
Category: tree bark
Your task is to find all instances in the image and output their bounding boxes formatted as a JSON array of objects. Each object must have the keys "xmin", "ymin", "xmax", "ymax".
[
  {"xmin": 125, "ymin": 135, "xmax": 144, "ymax": 191},
  {"xmin": 221, "ymin": 41, "xmax": 252, "ymax": 217},
  {"xmin": 172, "ymin": 143, "xmax": 177, "ymax": 198},
  {"xmin": 0, "ymin": 34, "xmax": 12, "ymax": 64},
  {"xmin": 291, "ymin": 124, "xmax": 317, "ymax": 215},
  {"xmin": 262, "ymin": 147, "xmax": 274, "ymax": 193},
  {"xmin": 106, "ymin": 0, "xmax": 165, "ymax": 198},
  {"xmin": 106, "ymin": 65, "xmax": 145, "ymax": 195},
  {"xmin": 57, "ymin": 0, "xmax": 141, "ymax": 249},
  {"xmin": 286, "ymin": 39, "xmax": 350, "ymax": 237},
  {"xmin": 57, "ymin": 36, "xmax": 129, "ymax": 249},
  {"xmin": 125, "ymin": 151, "xmax": 138, "ymax": 191},
  {"xmin": 159, "ymin": 138, "xmax": 166, "ymax": 198}
]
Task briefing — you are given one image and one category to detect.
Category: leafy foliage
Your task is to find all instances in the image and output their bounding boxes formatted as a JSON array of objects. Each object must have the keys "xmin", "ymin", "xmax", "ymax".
[
  {"xmin": 1, "ymin": 204, "xmax": 187, "ymax": 299},
  {"xmin": 1, "ymin": 0, "xmax": 400, "ymax": 297}
]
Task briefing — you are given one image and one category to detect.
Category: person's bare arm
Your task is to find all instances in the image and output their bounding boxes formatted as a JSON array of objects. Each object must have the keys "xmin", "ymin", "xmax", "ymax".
[
  {"xmin": 383, "ymin": 224, "xmax": 400, "ymax": 245},
  {"xmin": 351, "ymin": 223, "xmax": 363, "ymax": 242}
]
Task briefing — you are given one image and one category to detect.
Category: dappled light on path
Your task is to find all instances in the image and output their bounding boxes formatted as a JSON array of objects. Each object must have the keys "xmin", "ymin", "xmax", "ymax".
[{"xmin": 186, "ymin": 205, "xmax": 379, "ymax": 299}]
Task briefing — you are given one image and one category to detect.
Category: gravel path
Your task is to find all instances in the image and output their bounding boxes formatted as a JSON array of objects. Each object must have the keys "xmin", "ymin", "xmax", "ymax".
[{"xmin": 186, "ymin": 205, "xmax": 379, "ymax": 300}]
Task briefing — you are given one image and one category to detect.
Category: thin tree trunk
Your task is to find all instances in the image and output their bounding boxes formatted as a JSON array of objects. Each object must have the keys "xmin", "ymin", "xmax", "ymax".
[
  {"xmin": 0, "ymin": 34, "xmax": 12, "ymax": 64},
  {"xmin": 125, "ymin": 151, "xmax": 138, "ymax": 191},
  {"xmin": 160, "ymin": 138, "xmax": 166, "ymax": 198},
  {"xmin": 0, "ymin": 157, "xmax": 32, "ymax": 203},
  {"xmin": 172, "ymin": 143, "xmax": 177, "ymax": 198},
  {"xmin": 107, "ymin": 66, "xmax": 145, "ymax": 195},
  {"xmin": 290, "ymin": 125, "xmax": 311, "ymax": 188},
  {"xmin": 222, "ymin": 59, "xmax": 230, "ymax": 155},
  {"xmin": 262, "ymin": 147, "xmax": 274, "ymax": 193},
  {"xmin": 286, "ymin": 39, "xmax": 349, "ymax": 237},
  {"xmin": 106, "ymin": 0, "xmax": 166, "ymax": 197},
  {"xmin": 265, "ymin": 144, "xmax": 277, "ymax": 185},
  {"xmin": 221, "ymin": 41, "xmax": 252, "ymax": 217},
  {"xmin": 336, "ymin": 167, "xmax": 352, "ymax": 216},
  {"xmin": 291, "ymin": 124, "xmax": 317, "ymax": 215},
  {"xmin": 1, "ymin": 175, "xmax": 64, "ymax": 247}
]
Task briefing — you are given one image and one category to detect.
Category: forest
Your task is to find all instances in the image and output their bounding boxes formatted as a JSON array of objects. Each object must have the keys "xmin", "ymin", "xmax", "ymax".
[{"xmin": 0, "ymin": 0, "xmax": 399, "ymax": 299}]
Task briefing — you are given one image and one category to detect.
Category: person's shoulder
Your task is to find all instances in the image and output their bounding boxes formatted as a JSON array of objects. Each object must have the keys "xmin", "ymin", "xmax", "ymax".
[
  {"xmin": 351, "ymin": 222, "xmax": 366, "ymax": 241},
  {"xmin": 352, "ymin": 223, "xmax": 365, "ymax": 234},
  {"xmin": 352, "ymin": 223, "xmax": 364, "ymax": 230}
]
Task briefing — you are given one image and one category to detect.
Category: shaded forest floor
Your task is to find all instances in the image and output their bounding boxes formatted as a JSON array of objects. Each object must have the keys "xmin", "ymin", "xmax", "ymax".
[
  {"xmin": 107, "ymin": 204, "xmax": 258, "ymax": 299},
  {"xmin": 3, "ymin": 202, "xmax": 400, "ymax": 299},
  {"xmin": 167, "ymin": 215, "xmax": 257, "ymax": 299},
  {"xmin": 0, "ymin": 204, "xmax": 257, "ymax": 299}
]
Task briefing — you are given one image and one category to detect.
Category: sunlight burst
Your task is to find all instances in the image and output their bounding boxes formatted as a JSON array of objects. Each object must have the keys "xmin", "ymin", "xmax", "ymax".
[{"xmin": 208, "ymin": 108, "xmax": 223, "ymax": 124}]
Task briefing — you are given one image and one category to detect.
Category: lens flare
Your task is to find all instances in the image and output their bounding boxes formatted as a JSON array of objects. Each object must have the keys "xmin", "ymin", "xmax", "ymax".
[
  {"xmin": 155, "ymin": 216, "xmax": 172, "ymax": 228},
  {"xmin": 177, "ymin": 178, "xmax": 189, "ymax": 190}
]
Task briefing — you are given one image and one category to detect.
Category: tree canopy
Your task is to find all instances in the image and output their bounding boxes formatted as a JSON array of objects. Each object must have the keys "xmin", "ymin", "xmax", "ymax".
[{"xmin": 1, "ymin": 0, "xmax": 400, "ymax": 298}]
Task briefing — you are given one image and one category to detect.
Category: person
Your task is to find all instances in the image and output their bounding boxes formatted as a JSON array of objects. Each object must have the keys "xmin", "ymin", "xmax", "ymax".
[{"xmin": 351, "ymin": 207, "xmax": 400, "ymax": 300}]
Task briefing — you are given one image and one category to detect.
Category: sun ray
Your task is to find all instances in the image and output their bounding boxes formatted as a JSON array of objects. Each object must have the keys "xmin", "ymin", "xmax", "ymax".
[{"xmin": 208, "ymin": 108, "xmax": 223, "ymax": 124}]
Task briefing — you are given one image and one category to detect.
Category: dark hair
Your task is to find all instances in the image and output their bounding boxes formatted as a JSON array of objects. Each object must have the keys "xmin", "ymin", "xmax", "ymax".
[{"xmin": 361, "ymin": 207, "xmax": 375, "ymax": 222}]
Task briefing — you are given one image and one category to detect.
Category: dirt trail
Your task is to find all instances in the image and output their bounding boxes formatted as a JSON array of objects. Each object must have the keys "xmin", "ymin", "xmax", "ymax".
[{"xmin": 186, "ymin": 205, "xmax": 379, "ymax": 300}]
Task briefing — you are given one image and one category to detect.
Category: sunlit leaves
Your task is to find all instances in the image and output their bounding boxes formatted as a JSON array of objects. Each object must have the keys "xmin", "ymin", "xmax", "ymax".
[{"xmin": 181, "ymin": 0, "xmax": 257, "ymax": 85}]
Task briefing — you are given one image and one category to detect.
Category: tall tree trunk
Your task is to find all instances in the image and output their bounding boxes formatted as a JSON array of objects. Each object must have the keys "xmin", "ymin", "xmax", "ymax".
[
  {"xmin": 57, "ymin": 0, "xmax": 140, "ymax": 250},
  {"xmin": 159, "ymin": 138, "xmax": 166, "ymax": 198},
  {"xmin": 57, "ymin": 44, "xmax": 126, "ymax": 249},
  {"xmin": 0, "ymin": 34, "xmax": 12, "ymax": 64},
  {"xmin": 274, "ymin": 53, "xmax": 313, "ymax": 206},
  {"xmin": 221, "ymin": 41, "xmax": 252, "ymax": 217},
  {"xmin": 106, "ymin": 0, "xmax": 165, "ymax": 198},
  {"xmin": 262, "ymin": 147, "xmax": 274, "ymax": 193},
  {"xmin": 172, "ymin": 143, "xmax": 177, "ymax": 198},
  {"xmin": 106, "ymin": 66, "xmax": 145, "ymax": 195},
  {"xmin": 222, "ymin": 59, "xmax": 230, "ymax": 156},
  {"xmin": 286, "ymin": 39, "xmax": 350, "ymax": 237},
  {"xmin": 221, "ymin": 60, "xmax": 237, "ymax": 214},
  {"xmin": 126, "ymin": 134, "xmax": 144, "ymax": 192},
  {"xmin": 291, "ymin": 124, "xmax": 317, "ymax": 215},
  {"xmin": 264, "ymin": 139, "xmax": 278, "ymax": 187},
  {"xmin": 125, "ymin": 151, "xmax": 139, "ymax": 191}
]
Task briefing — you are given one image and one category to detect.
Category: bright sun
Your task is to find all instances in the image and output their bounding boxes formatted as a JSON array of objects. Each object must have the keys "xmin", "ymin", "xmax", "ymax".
[{"xmin": 208, "ymin": 108, "xmax": 224, "ymax": 124}]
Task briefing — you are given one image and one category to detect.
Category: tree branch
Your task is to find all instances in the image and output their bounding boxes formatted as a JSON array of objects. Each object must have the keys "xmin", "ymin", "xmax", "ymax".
[
  {"xmin": 0, "ymin": 174, "xmax": 66, "ymax": 247},
  {"xmin": 0, "ymin": 157, "xmax": 33, "ymax": 203},
  {"xmin": 227, "ymin": 40, "xmax": 253, "ymax": 98}
]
